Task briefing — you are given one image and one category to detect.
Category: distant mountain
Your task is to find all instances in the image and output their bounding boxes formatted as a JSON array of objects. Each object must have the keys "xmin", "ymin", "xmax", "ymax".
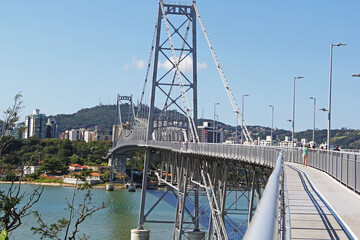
[{"xmin": 51, "ymin": 105, "xmax": 360, "ymax": 149}]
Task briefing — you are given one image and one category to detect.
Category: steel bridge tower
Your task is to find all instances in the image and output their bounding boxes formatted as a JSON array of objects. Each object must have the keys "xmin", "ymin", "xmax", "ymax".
[
  {"xmin": 115, "ymin": 1, "xmax": 267, "ymax": 240},
  {"xmin": 147, "ymin": 1, "xmax": 198, "ymax": 143}
]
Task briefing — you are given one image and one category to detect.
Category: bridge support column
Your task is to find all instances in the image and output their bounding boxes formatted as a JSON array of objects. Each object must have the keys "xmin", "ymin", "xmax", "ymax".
[
  {"xmin": 186, "ymin": 231, "xmax": 205, "ymax": 240},
  {"xmin": 131, "ymin": 229, "xmax": 150, "ymax": 240},
  {"xmin": 132, "ymin": 149, "xmax": 150, "ymax": 237},
  {"xmin": 106, "ymin": 155, "xmax": 115, "ymax": 191},
  {"xmin": 105, "ymin": 184, "xmax": 114, "ymax": 191}
]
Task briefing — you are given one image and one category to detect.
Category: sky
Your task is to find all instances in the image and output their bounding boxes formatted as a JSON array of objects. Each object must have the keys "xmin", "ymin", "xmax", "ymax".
[{"xmin": 1, "ymin": 0, "xmax": 359, "ymax": 132}]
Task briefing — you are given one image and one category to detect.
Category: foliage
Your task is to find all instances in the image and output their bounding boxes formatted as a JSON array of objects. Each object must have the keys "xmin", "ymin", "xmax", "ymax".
[
  {"xmin": 49, "ymin": 105, "xmax": 117, "ymax": 133},
  {"xmin": 40, "ymin": 157, "xmax": 67, "ymax": 174},
  {"xmin": 0, "ymin": 229, "xmax": 8, "ymax": 240},
  {"xmin": 3, "ymin": 138, "xmax": 112, "ymax": 171},
  {"xmin": 0, "ymin": 93, "xmax": 45, "ymax": 235},
  {"xmin": 125, "ymin": 151, "xmax": 145, "ymax": 170},
  {"xmin": 0, "ymin": 182, "xmax": 43, "ymax": 233},
  {"xmin": 100, "ymin": 171, "xmax": 111, "ymax": 183},
  {"xmin": 49, "ymin": 104, "xmax": 163, "ymax": 134},
  {"xmin": 0, "ymin": 93, "xmax": 23, "ymax": 158},
  {"xmin": 34, "ymin": 177, "xmax": 63, "ymax": 183},
  {"xmin": 31, "ymin": 173, "xmax": 107, "ymax": 240}
]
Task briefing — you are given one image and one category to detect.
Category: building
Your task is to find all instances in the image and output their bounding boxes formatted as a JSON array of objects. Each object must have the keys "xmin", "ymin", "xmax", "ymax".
[
  {"xmin": 197, "ymin": 121, "xmax": 224, "ymax": 143},
  {"xmin": 279, "ymin": 136, "xmax": 299, "ymax": 147},
  {"xmin": 61, "ymin": 126, "xmax": 111, "ymax": 142},
  {"xmin": 259, "ymin": 136, "xmax": 273, "ymax": 146},
  {"xmin": 60, "ymin": 130, "xmax": 70, "ymax": 140},
  {"xmin": 23, "ymin": 165, "xmax": 41, "ymax": 175},
  {"xmin": 45, "ymin": 118, "xmax": 58, "ymax": 138},
  {"xmin": 0, "ymin": 121, "xmax": 25, "ymax": 139},
  {"xmin": 68, "ymin": 164, "xmax": 88, "ymax": 172},
  {"xmin": 24, "ymin": 109, "xmax": 47, "ymax": 139},
  {"xmin": 84, "ymin": 130, "xmax": 94, "ymax": 143},
  {"xmin": 69, "ymin": 129, "xmax": 79, "ymax": 141}
]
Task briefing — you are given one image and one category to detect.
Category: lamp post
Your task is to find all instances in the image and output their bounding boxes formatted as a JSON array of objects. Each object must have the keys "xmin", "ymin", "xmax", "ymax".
[
  {"xmin": 269, "ymin": 105, "xmax": 274, "ymax": 146},
  {"xmin": 309, "ymin": 97, "xmax": 316, "ymax": 145},
  {"xmin": 327, "ymin": 43, "xmax": 346, "ymax": 150},
  {"xmin": 287, "ymin": 119, "xmax": 294, "ymax": 162},
  {"xmin": 319, "ymin": 108, "xmax": 329, "ymax": 148},
  {"xmin": 235, "ymin": 110, "xmax": 239, "ymax": 144},
  {"xmin": 241, "ymin": 94, "xmax": 250, "ymax": 144},
  {"xmin": 292, "ymin": 76, "xmax": 304, "ymax": 148},
  {"xmin": 213, "ymin": 102, "xmax": 220, "ymax": 143}
]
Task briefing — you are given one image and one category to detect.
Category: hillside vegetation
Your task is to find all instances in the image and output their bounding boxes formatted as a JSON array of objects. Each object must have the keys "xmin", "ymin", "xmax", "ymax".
[{"xmin": 51, "ymin": 105, "xmax": 360, "ymax": 149}]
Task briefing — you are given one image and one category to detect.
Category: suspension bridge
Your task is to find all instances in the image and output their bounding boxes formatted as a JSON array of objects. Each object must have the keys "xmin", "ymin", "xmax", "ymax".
[{"xmin": 106, "ymin": 1, "xmax": 360, "ymax": 239}]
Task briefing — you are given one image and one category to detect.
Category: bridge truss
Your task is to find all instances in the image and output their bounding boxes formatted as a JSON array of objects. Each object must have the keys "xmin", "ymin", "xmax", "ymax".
[{"xmin": 108, "ymin": 1, "xmax": 276, "ymax": 239}]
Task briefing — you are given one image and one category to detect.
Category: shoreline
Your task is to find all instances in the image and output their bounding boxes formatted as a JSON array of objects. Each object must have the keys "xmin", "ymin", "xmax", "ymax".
[{"xmin": 0, "ymin": 181, "xmax": 127, "ymax": 189}]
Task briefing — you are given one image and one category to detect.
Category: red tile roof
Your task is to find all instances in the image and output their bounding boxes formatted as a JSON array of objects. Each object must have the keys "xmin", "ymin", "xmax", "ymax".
[
  {"xmin": 69, "ymin": 164, "xmax": 82, "ymax": 167},
  {"xmin": 90, "ymin": 172, "xmax": 101, "ymax": 176}
]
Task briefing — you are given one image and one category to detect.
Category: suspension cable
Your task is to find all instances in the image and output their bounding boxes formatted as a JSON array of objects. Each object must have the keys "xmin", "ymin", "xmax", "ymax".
[
  {"xmin": 136, "ymin": 6, "xmax": 159, "ymax": 121},
  {"xmin": 193, "ymin": 2, "xmax": 253, "ymax": 144}
]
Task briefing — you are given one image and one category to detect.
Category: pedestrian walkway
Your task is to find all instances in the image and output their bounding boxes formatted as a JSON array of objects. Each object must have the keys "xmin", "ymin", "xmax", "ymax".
[{"xmin": 285, "ymin": 163, "xmax": 360, "ymax": 240}]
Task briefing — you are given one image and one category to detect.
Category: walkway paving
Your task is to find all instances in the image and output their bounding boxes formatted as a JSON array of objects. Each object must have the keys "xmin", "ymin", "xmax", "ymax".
[{"xmin": 286, "ymin": 163, "xmax": 360, "ymax": 240}]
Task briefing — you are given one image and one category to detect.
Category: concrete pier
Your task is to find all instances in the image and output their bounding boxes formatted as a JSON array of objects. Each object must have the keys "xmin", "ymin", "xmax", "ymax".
[
  {"xmin": 186, "ymin": 231, "xmax": 205, "ymax": 240},
  {"xmin": 128, "ymin": 184, "xmax": 136, "ymax": 192},
  {"xmin": 105, "ymin": 183, "xmax": 114, "ymax": 191},
  {"xmin": 131, "ymin": 229, "xmax": 150, "ymax": 240}
]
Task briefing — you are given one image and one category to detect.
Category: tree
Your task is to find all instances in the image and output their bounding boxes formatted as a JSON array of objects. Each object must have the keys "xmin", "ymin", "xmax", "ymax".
[
  {"xmin": 31, "ymin": 172, "xmax": 107, "ymax": 240},
  {"xmin": 0, "ymin": 93, "xmax": 45, "ymax": 236},
  {"xmin": 40, "ymin": 157, "xmax": 67, "ymax": 174},
  {"xmin": 0, "ymin": 93, "xmax": 23, "ymax": 156},
  {"xmin": 0, "ymin": 183, "xmax": 43, "ymax": 234}
]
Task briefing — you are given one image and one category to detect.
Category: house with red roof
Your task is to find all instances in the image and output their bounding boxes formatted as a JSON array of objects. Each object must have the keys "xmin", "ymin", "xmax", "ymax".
[{"xmin": 68, "ymin": 164, "xmax": 88, "ymax": 172}]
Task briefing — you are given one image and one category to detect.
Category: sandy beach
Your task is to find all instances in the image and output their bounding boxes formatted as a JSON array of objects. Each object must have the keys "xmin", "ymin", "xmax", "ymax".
[{"xmin": 0, "ymin": 181, "xmax": 127, "ymax": 189}]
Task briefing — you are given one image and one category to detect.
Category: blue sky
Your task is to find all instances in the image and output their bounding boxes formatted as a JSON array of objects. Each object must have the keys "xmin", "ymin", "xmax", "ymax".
[{"xmin": 1, "ymin": 0, "xmax": 359, "ymax": 132}]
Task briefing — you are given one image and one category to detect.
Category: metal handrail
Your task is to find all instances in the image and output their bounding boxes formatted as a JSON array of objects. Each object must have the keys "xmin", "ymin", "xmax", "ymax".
[
  {"xmin": 243, "ymin": 151, "xmax": 284, "ymax": 240},
  {"xmin": 112, "ymin": 127, "xmax": 360, "ymax": 239},
  {"xmin": 282, "ymin": 147, "xmax": 360, "ymax": 193}
]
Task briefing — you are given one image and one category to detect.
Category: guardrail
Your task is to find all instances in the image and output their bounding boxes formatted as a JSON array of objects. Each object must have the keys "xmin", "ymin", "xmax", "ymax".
[
  {"xmin": 113, "ymin": 130, "xmax": 360, "ymax": 239},
  {"xmin": 282, "ymin": 147, "xmax": 360, "ymax": 193},
  {"xmin": 243, "ymin": 151, "xmax": 285, "ymax": 240},
  {"xmin": 114, "ymin": 137, "xmax": 282, "ymax": 169}
]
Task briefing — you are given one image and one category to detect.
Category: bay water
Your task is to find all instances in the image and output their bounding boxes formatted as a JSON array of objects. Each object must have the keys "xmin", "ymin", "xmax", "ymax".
[{"xmin": 1, "ymin": 183, "xmax": 249, "ymax": 239}]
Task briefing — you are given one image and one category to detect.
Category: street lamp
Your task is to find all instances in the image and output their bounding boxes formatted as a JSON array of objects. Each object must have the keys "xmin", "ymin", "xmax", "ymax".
[
  {"xmin": 287, "ymin": 119, "xmax": 294, "ymax": 162},
  {"xmin": 269, "ymin": 105, "xmax": 274, "ymax": 146},
  {"xmin": 213, "ymin": 102, "xmax": 220, "ymax": 143},
  {"xmin": 319, "ymin": 108, "xmax": 329, "ymax": 148},
  {"xmin": 309, "ymin": 97, "xmax": 316, "ymax": 145},
  {"xmin": 352, "ymin": 73, "xmax": 360, "ymax": 78},
  {"xmin": 241, "ymin": 94, "xmax": 250, "ymax": 144},
  {"xmin": 327, "ymin": 42, "xmax": 346, "ymax": 150},
  {"xmin": 235, "ymin": 110, "xmax": 239, "ymax": 144},
  {"xmin": 292, "ymin": 76, "xmax": 304, "ymax": 148}
]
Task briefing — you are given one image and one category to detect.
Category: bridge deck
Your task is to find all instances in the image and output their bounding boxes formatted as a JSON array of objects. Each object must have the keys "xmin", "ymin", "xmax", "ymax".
[{"xmin": 286, "ymin": 163, "xmax": 360, "ymax": 239}]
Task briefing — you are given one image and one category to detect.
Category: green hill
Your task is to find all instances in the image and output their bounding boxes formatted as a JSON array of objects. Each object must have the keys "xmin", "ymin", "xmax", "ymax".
[
  {"xmin": 51, "ymin": 105, "xmax": 360, "ymax": 149},
  {"xmin": 50, "ymin": 105, "xmax": 117, "ymax": 133}
]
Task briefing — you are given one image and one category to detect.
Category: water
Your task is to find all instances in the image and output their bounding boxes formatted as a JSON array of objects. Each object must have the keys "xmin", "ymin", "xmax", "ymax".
[
  {"xmin": 0, "ymin": 183, "xmax": 249, "ymax": 239},
  {"xmin": 0, "ymin": 184, "xmax": 177, "ymax": 240}
]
